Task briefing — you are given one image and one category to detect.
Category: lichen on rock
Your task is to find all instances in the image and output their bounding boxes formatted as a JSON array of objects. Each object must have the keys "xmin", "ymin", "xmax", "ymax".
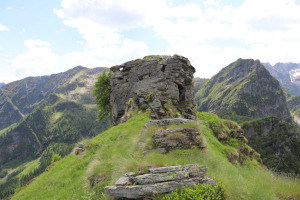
[{"xmin": 110, "ymin": 55, "xmax": 196, "ymax": 125}]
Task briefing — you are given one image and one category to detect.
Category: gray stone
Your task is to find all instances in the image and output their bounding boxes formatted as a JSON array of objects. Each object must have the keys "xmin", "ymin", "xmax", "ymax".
[
  {"xmin": 203, "ymin": 177, "xmax": 217, "ymax": 186},
  {"xmin": 152, "ymin": 128, "xmax": 204, "ymax": 153},
  {"xmin": 74, "ymin": 148, "xmax": 84, "ymax": 155},
  {"xmin": 110, "ymin": 55, "xmax": 196, "ymax": 125},
  {"xmin": 141, "ymin": 118, "xmax": 195, "ymax": 134},
  {"xmin": 104, "ymin": 164, "xmax": 215, "ymax": 199},
  {"xmin": 125, "ymin": 172, "xmax": 136, "ymax": 177},
  {"xmin": 115, "ymin": 176, "xmax": 131, "ymax": 186},
  {"xmin": 148, "ymin": 164, "xmax": 207, "ymax": 174},
  {"xmin": 131, "ymin": 171, "xmax": 190, "ymax": 185}
]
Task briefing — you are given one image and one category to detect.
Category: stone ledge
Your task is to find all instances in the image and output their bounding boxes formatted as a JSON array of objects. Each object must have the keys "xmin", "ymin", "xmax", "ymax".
[{"xmin": 104, "ymin": 164, "xmax": 216, "ymax": 200}]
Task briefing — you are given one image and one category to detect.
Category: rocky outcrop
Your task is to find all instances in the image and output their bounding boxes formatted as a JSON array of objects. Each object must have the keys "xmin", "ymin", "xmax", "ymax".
[
  {"xmin": 110, "ymin": 55, "xmax": 196, "ymax": 125},
  {"xmin": 105, "ymin": 164, "xmax": 216, "ymax": 199},
  {"xmin": 141, "ymin": 118, "xmax": 205, "ymax": 153},
  {"xmin": 153, "ymin": 127, "xmax": 205, "ymax": 153}
]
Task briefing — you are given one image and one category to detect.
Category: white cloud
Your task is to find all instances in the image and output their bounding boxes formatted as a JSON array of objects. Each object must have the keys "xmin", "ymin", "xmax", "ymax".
[
  {"xmin": 63, "ymin": 39, "xmax": 147, "ymax": 68},
  {"xmin": 152, "ymin": 0, "xmax": 300, "ymax": 77},
  {"xmin": 0, "ymin": 24, "xmax": 8, "ymax": 31},
  {"xmin": 12, "ymin": 40, "xmax": 59, "ymax": 77},
  {"xmin": 53, "ymin": 0, "xmax": 300, "ymax": 78},
  {"xmin": 203, "ymin": 0, "xmax": 219, "ymax": 6}
]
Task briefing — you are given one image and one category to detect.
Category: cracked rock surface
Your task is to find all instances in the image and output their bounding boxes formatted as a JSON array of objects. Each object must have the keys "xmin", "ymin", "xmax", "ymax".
[
  {"xmin": 105, "ymin": 164, "xmax": 216, "ymax": 200},
  {"xmin": 110, "ymin": 55, "xmax": 196, "ymax": 125}
]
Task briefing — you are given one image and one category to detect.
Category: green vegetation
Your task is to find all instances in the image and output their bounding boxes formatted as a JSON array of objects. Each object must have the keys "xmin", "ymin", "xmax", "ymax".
[
  {"xmin": 0, "ymin": 96, "xmax": 108, "ymax": 199},
  {"xmin": 93, "ymin": 70, "xmax": 112, "ymax": 120},
  {"xmin": 157, "ymin": 184, "xmax": 225, "ymax": 200},
  {"xmin": 11, "ymin": 112, "xmax": 300, "ymax": 200},
  {"xmin": 242, "ymin": 116, "xmax": 300, "ymax": 174},
  {"xmin": 195, "ymin": 59, "xmax": 290, "ymax": 122},
  {"xmin": 51, "ymin": 154, "xmax": 61, "ymax": 163}
]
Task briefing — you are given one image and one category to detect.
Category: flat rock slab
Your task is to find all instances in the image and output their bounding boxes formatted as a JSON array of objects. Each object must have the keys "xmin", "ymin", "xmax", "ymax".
[{"xmin": 104, "ymin": 164, "xmax": 216, "ymax": 199}]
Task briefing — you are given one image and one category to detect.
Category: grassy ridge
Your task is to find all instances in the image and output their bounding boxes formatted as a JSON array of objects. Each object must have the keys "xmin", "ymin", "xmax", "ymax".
[{"xmin": 12, "ymin": 113, "xmax": 300, "ymax": 200}]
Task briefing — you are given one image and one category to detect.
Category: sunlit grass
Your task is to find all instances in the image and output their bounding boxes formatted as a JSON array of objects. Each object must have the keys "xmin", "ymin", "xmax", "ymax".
[{"xmin": 12, "ymin": 113, "xmax": 300, "ymax": 200}]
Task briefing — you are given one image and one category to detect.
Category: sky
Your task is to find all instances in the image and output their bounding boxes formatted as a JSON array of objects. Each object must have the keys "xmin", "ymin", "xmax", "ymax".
[{"xmin": 1, "ymin": 0, "xmax": 300, "ymax": 83}]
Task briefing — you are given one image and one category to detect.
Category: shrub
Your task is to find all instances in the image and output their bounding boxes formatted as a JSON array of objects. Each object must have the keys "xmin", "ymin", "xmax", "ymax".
[
  {"xmin": 93, "ymin": 70, "xmax": 112, "ymax": 120},
  {"xmin": 157, "ymin": 184, "xmax": 225, "ymax": 200},
  {"xmin": 51, "ymin": 154, "xmax": 61, "ymax": 163}
]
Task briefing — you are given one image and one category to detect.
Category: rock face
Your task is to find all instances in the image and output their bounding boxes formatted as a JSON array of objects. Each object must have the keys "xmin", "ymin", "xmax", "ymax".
[
  {"xmin": 196, "ymin": 59, "xmax": 292, "ymax": 123},
  {"xmin": 263, "ymin": 62, "xmax": 300, "ymax": 95},
  {"xmin": 105, "ymin": 164, "xmax": 216, "ymax": 199},
  {"xmin": 110, "ymin": 55, "xmax": 196, "ymax": 125}
]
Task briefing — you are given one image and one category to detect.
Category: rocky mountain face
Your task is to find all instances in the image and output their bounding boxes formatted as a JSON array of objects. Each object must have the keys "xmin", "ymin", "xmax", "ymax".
[
  {"xmin": 263, "ymin": 62, "xmax": 300, "ymax": 95},
  {"xmin": 110, "ymin": 55, "xmax": 196, "ymax": 125},
  {"xmin": 0, "ymin": 83, "xmax": 4, "ymax": 87},
  {"xmin": 196, "ymin": 59, "xmax": 292, "ymax": 123}
]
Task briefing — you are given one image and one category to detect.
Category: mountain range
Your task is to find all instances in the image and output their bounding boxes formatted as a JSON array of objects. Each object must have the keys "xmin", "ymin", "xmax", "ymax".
[
  {"xmin": 0, "ymin": 66, "xmax": 108, "ymax": 198},
  {"xmin": 195, "ymin": 58, "xmax": 300, "ymax": 174},
  {"xmin": 0, "ymin": 57, "xmax": 300, "ymax": 199}
]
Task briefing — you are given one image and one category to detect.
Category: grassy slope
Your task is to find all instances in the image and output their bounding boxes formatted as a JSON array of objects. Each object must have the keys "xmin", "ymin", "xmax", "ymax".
[{"xmin": 12, "ymin": 113, "xmax": 300, "ymax": 200}]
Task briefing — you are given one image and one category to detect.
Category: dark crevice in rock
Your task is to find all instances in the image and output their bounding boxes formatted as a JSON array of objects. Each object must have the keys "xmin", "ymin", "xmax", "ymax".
[
  {"xmin": 177, "ymin": 83, "xmax": 185, "ymax": 101},
  {"xmin": 161, "ymin": 65, "xmax": 166, "ymax": 72}
]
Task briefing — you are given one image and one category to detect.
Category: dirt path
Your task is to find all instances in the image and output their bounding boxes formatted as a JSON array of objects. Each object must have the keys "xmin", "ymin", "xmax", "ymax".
[{"xmin": 0, "ymin": 169, "xmax": 16, "ymax": 182}]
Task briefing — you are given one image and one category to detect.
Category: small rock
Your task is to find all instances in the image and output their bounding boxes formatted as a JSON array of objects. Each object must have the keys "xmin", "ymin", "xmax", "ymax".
[
  {"xmin": 115, "ymin": 176, "xmax": 131, "ymax": 186},
  {"xmin": 74, "ymin": 147, "xmax": 84, "ymax": 155}
]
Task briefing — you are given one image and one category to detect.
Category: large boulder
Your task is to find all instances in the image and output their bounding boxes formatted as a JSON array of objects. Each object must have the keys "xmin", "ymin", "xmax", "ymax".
[
  {"xmin": 105, "ymin": 164, "xmax": 216, "ymax": 199},
  {"xmin": 110, "ymin": 55, "xmax": 196, "ymax": 125}
]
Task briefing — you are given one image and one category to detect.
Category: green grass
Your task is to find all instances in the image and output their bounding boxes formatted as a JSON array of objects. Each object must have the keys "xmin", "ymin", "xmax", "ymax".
[
  {"xmin": 17, "ymin": 159, "xmax": 40, "ymax": 178},
  {"xmin": 12, "ymin": 112, "xmax": 300, "ymax": 200},
  {"xmin": 0, "ymin": 123, "xmax": 17, "ymax": 136}
]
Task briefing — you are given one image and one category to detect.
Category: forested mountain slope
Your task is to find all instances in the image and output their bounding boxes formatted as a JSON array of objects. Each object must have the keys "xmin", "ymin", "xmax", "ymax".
[
  {"xmin": 196, "ymin": 59, "xmax": 291, "ymax": 123},
  {"xmin": 0, "ymin": 66, "xmax": 108, "ymax": 199}
]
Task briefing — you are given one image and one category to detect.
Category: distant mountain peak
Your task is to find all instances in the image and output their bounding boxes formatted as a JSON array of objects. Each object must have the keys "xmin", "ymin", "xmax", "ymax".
[
  {"xmin": 263, "ymin": 62, "xmax": 300, "ymax": 95},
  {"xmin": 196, "ymin": 58, "xmax": 292, "ymax": 122}
]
